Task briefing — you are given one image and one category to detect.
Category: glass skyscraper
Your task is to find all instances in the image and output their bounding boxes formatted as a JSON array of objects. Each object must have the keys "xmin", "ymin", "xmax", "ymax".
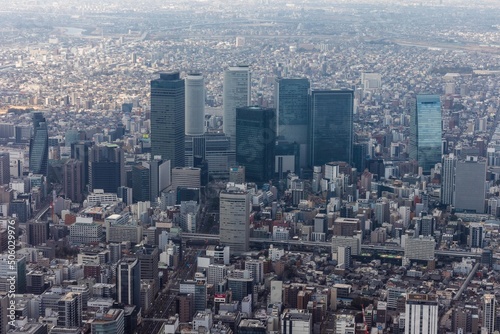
[
  {"xmin": 236, "ymin": 106, "xmax": 276, "ymax": 183},
  {"xmin": 151, "ymin": 72, "xmax": 185, "ymax": 167},
  {"xmin": 29, "ymin": 112, "xmax": 48, "ymax": 176},
  {"xmin": 309, "ymin": 90, "xmax": 354, "ymax": 167},
  {"xmin": 223, "ymin": 65, "xmax": 251, "ymax": 152},
  {"xmin": 274, "ymin": 78, "xmax": 310, "ymax": 143},
  {"xmin": 409, "ymin": 95, "xmax": 442, "ymax": 174},
  {"xmin": 275, "ymin": 78, "xmax": 310, "ymax": 168}
]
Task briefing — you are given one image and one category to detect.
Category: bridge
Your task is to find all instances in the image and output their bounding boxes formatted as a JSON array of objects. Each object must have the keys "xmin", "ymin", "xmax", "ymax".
[{"xmin": 180, "ymin": 233, "xmax": 481, "ymax": 259}]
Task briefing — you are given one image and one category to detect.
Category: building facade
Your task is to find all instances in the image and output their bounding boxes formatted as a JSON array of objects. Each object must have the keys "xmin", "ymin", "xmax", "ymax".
[
  {"xmin": 309, "ymin": 90, "xmax": 353, "ymax": 167},
  {"xmin": 223, "ymin": 65, "xmax": 251, "ymax": 152},
  {"xmin": 409, "ymin": 95, "xmax": 442, "ymax": 174},
  {"xmin": 151, "ymin": 72, "xmax": 185, "ymax": 167},
  {"xmin": 235, "ymin": 106, "xmax": 276, "ymax": 183}
]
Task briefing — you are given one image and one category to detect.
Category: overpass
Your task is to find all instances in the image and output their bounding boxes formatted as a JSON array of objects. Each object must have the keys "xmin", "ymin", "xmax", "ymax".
[{"xmin": 180, "ymin": 233, "xmax": 481, "ymax": 259}]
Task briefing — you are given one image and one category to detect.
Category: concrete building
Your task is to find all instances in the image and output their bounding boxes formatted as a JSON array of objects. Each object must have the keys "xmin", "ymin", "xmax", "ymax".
[
  {"xmin": 454, "ymin": 156, "xmax": 486, "ymax": 213},
  {"xmin": 281, "ymin": 309, "xmax": 312, "ymax": 334},
  {"xmin": 482, "ymin": 294, "xmax": 495, "ymax": 334},
  {"xmin": 219, "ymin": 187, "xmax": 250, "ymax": 255},
  {"xmin": 405, "ymin": 293, "xmax": 438, "ymax": 334}
]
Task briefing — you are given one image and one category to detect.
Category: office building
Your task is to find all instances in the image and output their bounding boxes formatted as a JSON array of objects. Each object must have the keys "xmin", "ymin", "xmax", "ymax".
[
  {"xmin": 454, "ymin": 156, "xmax": 486, "ymax": 213},
  {"xmin": 227, "ymin": 275, "xmax": 253, "ymax": 303},
  {"xmin": 274, "ymin": 78, "xmax": 310, "ymax": 167},
  {"xmin": 245, "ymin": 259, "xmax": 264, "ymax": 284},
  {"xmin": 223, "ymin": 65, "xmax": 251, "ymax": 151},
  {"xmin": 26, "ymin": 220, "xmax": 49, "ymax": 246},
  {"xmin": 361, "ymin": 72, "xmax": 382, "ymax": 90},
  {"xmin": 151, "ymin": 72, "xmax": 185, "ymax": 167},
  {"xmin": 441, "ymin": 154, "xmax": 456, "ymax": 206},
  {"xmin": 89, "ymin": 144, "xmax": 125, "ymax": 193},
  {"xmin": 409, "ymin": 95, "xmax": 442, "ymax": 174},
  {"xmin": 185, "ymin": 73, "xmax": 205, "ymax": 136},
  {"xmin": 71, "ymin": 141, "xmax": 92, "ymax": 189},
  {"xmin": 57, "ymin": 292, "xmax": 82, "ymax": 328},
  {"xmin": 132, "ymin": 164, "xmax": 150, "ymax": 202},
  {"xmin": 483, "ymin": 294, "xmax": 495, "ymax": 334},
  {"xmin": 148, "ymin": 157, "xmax": 171, "ymax": 202},
  {"xmin": 309, "ymin": 90, "xmax": 353, "ymax": 166},
  {"xmin": 404, "ymin": 236, "xmax": 435, "ymax": 261},
  {"xmin": 90, "ymin": 308, "xmax": 125, "ymax": 334},
  {"xmin": 229, "ymin": 166, "xmax": 245, "ymax": 184},
  {"xmin": 117, "ymin": 257, "xmax": 141, "ymax": 307},
  {"xmin": 117, "ymin": 186, "xmax": 133, "ymax": 206},
  {"xmin": 29, "ymin": 112, "xmax": 48, "ymax": 176},
  {"xmin": 281, "ymin": 310, "xmax": 312, "ymax": 334},
  {"xmin": 405, "ymin": 293, "xmax": 438, "ymax": 334},
  {"xmin": 171, "ymin": 167, "xmax": 201, "ymax": 191},
  {"xmin": 63, "ymin": 159, "xmax": 83, "ymax": 203},
  {"xmin": 69, "ymin": 217, "xmax": 104, "ymax": 245},
  {"xmin": 219, "ymin": 187, "xmax": 250, "ymax": 255},
  {"xmin": 185, "ymin": 133, "xmax": 233, "ymax": 178},
  {"xmin": 0, "ymin": 153, "xmax": 9, "ymax": 185},
  {"xmin": 179, "ymin": 280, "xmax": 207, "ymax": 313},
  {"xmin": 469, "ymin": 223, "xmax": 484, "ymax": 248},
  {"xmin": 236, "ymin": 106, "xmax": 276, "ymax": 183},
  {"xmin": 135, "ymin": 245, "xmax": 160, "ymax": 295}
]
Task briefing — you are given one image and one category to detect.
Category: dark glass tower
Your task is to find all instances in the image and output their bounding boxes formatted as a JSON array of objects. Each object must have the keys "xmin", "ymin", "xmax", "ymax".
[
  {"xmin": 132, "ymin": 164, "xmax": 150, "ymax": 202},
  {"xmin": 409, "ymin": 95, "xmax": 442, "ymax": 174},
  {"xmin": 89, "ymin": 144, "xmax": 125, "ymax": 193},
  {"xmin": 71, "ymin": 141, "xmax": 92, "ymax": 191},
  {"xmin": 309, "ymin": 90, "xmax": 354, "ymax": 167},
  {"xmin": 151, "ymin": 72, "xmax": 185, "ymax": 167},
  {"xmin": 274, "ymin": 78, "xmax": 310, "ymax": 144},
  {"xmin": 236, "ymin": 106, "xmax": 276, "ymax": 183},
  {"xmin": 29, "ymin": 112, "xmax": 48, "ymax": 176}
]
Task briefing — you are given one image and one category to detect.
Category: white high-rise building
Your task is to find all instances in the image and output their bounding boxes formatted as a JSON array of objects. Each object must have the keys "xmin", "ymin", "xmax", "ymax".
[
  {"xmin": 223, "ymin": 65, "xmax": 251, "ymax": 151},
  {"xmin": 441, "ymin": 154, "xmax": 456, "ymax": 206},
  {"xmin": 185, "ymin": 73, "xmax": 205, "ymax": 136},
  {"xmin": 405, "ymin": 293, "xmax": 438, "ymax": 334},
  {"xmin": 483, "ymin": 294, "xmax": 496, "ymax": 334},
  {"xmin": 219, "ymin": 186, "xmax": 250, "ymax": 255}
]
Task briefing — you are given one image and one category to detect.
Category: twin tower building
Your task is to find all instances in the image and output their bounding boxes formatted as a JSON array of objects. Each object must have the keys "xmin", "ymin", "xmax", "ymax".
[{"xmin": 150, "ymin": 66, "xmax": 355, "ymax": 183}]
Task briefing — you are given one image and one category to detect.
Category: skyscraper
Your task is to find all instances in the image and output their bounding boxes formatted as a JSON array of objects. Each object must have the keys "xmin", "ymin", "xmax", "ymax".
[
  {"xmin": 132, "ymin": 164, "xmax": 150, "ymax": 202},
  {"xmin": 483, "ymin": 294, "xmax": 495, "ymax": 334},
  {"xmin": 63, "ymin": 159, "xmax": 83, "ymax": 203},
  {"xmin": 57, "ymin": 292, "xmax": 82, "ymax": 328},
  {"xmin": 151, "ymin": 72, "xmax": 185, "ymax": 167},
  {"xmin": 441, "ymin": 153, "xmax": 456, "ymax": 206},
  {"xmin": 274, "ymin": 78, "xmax": 310, "ymax": 166},
  {"xmin": 223, "ymin": 65, "xmax": 251, "ymax": 151},
  {"xmin": 409, "ymin": 95, "xmax": 442, "ymax": 174},
  {"xmin": 117, "ymin": 257, "xmax": 141, "ymax": 307},
  {"xmin": 309, "ymin": 90, "xmax": 354, "ymax": 167},
  {"xmin": 29, "ymin": 112, "xmax": 48, "ymax": 176},
  {"xmin": 219, "ymin": 187, "xmax": 250, "ymax": 255},
  {"xmin": 71, "ymin": 141, "xmax": 92, "ymax": 191},
  {"xmin": 405, "ymin": 293, "xmax": 438, "ymax": 334},
  {"xmin": 185, "ymin": 73, "xmax": 205, "ymax": 136},
  {"xmin": 89, "ymin": 144, "xmax": 125, "ymax": 193},
  {"xmin": 0, "ymin": 153, "xmax": 9, "ymax": 186},
  {"xmin": 236, "ymin": 106, "xmax": 276, "ymax": 183},
  {"xmin": 454, "ymin": 156, "xmax": 486, "ymax": 214}
]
